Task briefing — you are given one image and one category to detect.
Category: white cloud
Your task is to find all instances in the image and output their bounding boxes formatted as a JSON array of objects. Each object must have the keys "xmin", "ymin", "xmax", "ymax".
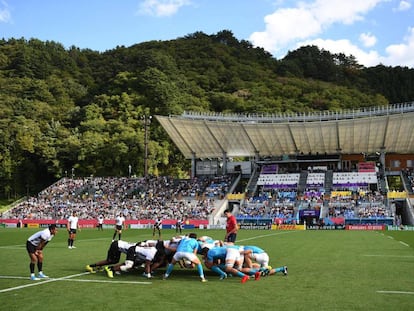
[
  {"xmin": 359, "ymin": 32, "xmax": 377, "ymax": 47},
  {"xmin": 137, "ymin": 0, "xmax": 192, "ymax": 17},
  {"xmin": 250, "ymin": 0, "xmax": 384, "ymax": 52},
  {"xmin": 298, "ymin": 26, "xmax": 414, "ymax": 68},
  {"xmin": 307, "ymin": 0, "xmax": 382, "ymax": 25},
  {"xmin": 248, "ymin": 0, "xmax": 414, "ymax": 67},
  {"xmin": 0, "ymin": 0, "xmax": 11, "ymax": 23},
  {"xmin": 393, "ymin": 0, "xmax": 411, "ymax": 11},
  {"xmin": 298, "ymin": 38, "xmax": 382, "ymax": 67},
  {"xmin": 250, "ymin": 7, "xmax": 321, "ymax": 53},
  {"xmin": 381, "ymin": 27, "xmax": 414, "ymax": 67}
]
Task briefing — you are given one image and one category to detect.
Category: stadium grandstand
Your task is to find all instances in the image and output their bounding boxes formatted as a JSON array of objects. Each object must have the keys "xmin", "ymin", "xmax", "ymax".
[
  {"xmin": 156, "ymin": 102, "xmax": 414, "ymax": 228},
  {"xmin": 2, "ymin": 103, "xmax": 414, "ymax": 230}
]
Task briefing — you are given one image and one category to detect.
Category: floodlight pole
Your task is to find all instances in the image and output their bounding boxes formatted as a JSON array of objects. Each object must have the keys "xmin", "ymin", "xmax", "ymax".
[{"xmin": 143, "ymin": 115, "xmax": 152, "ymax": 178}]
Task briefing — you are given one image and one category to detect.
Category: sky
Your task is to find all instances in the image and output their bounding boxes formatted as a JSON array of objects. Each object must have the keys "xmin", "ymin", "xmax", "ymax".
[{"xmin": 1, "ymin": 0, "xmax": 414, "ymax": 68}]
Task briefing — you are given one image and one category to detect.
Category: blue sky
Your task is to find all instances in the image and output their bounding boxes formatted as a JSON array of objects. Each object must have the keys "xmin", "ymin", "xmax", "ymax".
[{"xmin": 1, "ymin": 0, "xmax": 413, "ymax": 68}]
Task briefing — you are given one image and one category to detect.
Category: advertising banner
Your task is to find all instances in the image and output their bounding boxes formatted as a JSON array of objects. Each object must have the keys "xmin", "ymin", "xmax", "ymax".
[
  {"xmin": 237, "ymin": 218, "xmax": 272, "ymax": 230},
  {"xmin": 272, "ymin": 224, "xmax": 305, "ymax": 230},
  {"xmin": 299, "ymin": 209, "xmax": 320, "ymax": 217},
  {"xmin": 239, "ymin": 223, "xmax": 271, "ymax": 230},
  {"xmin": 387, "ymin": 225, "xmax": 414, "ymax": 231},
  {"xmin": 307, "ymin": 224, "xmax": 345, "ymax": 230},
  {"xmin": 358, "ymin": 161, "xmax": 376, "ymax": 172},
  {"xmin": 0, "ymin": 219, "xmax": 209, "ymax": 229},
  {"xmin": 27, "ymin": 223, "xmax": 40, "ymax": 228},
  {"xmin": 346, "ymin": 224, "xmax": 385, "ymax": 230}
]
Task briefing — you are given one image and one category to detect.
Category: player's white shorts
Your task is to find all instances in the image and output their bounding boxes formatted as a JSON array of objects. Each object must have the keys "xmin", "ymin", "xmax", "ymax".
[
  {"xmin": 225, "ymin": 248, "xmax": 243, "ymax": 268},
  {"xmin": 173, "ymin": 251, "xmax": 198, "ymax": 263},
  {"xmin": 252, "ymin": 252, "xmax": 269, "ymax": 267}
]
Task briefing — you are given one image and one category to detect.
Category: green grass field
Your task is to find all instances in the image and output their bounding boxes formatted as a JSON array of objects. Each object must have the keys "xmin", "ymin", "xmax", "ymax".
[{"xmin": 0, "ymin": 228, "xmax": 413, "ymax": 311}]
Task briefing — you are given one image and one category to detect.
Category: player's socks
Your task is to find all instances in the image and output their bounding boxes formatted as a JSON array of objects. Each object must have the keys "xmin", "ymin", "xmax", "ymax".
[
  {"xmin": 247, "ymin": 268, "xmax": 259, "ymax": 276},
  {"xmin": 236, "ymin": 271, "xmax": 244, "ymax": 278},
  {"xmin": 165, "ymin": 263, "xmax": 173, "ymax": 276},
  {"xmin": 211, "ymin": 265, "xmax": 225, "ymax": 277},
  {"xmin": 196, "ymin": 263, "xmax": 204, "ymax": 278},
  {"xmin": 218, "ymin": 263, "xmax": 226, "ymax": 270}
]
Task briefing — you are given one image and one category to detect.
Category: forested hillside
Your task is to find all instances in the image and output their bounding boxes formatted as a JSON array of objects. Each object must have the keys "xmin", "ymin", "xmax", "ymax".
[{"xmin": 1, "ymin": 30, "xmax": 414, "ymax": 198}]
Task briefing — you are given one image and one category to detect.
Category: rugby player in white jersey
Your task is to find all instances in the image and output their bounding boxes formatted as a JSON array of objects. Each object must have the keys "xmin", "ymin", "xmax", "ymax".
[{"xmin": 26, "ymin": 224, "xmax": 57, "ymax": 280}]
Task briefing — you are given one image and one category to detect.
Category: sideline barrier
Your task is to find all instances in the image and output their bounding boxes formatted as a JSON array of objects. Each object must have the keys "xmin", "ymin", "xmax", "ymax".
[
  {"xmin": 387, "ymin": 225, "xmax": 414, "ymax": 231},
  {"xmin": 306, "ymin": 225, "xmax": 345, "ymax": 230},
  {"xmin": 0, "ymin": 219, "xmax": 209, "ymax": 229},
  {"xmin": 346, "ymin": 224, "xmax": 385, "ymax": 230},
  {"xmin": 2, "ymin": 219, "xmax": 404, "ymax": 231},
  {"xmin": 271, "ymin": 224, "xmax": 306, "ymax": 230}
]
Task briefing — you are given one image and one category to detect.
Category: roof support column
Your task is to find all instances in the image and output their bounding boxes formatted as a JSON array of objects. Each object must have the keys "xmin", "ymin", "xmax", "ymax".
[
  {"xmin": 254, "ymin": 151, "xmax": 260, "ymax": 173},
  {"xmin": 337, "ymin": 148, "xmax": 342, "ymax": 170},
  {"xmin": 191, "ymin": 152, "xmax": 196, "ymax": 179},
  {"xmin": 379, "ymin": 147, "xmax": 386, "ymax": 175},
  {"xmin": 222, "ymin": 152, "xmax": 227, "ymax": 175}
]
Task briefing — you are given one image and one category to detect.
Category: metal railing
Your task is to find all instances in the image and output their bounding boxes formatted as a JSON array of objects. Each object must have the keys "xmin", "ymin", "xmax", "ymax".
[{"xmin": 179, "ymin": 102, "xmax": 414, "ymax": 123}]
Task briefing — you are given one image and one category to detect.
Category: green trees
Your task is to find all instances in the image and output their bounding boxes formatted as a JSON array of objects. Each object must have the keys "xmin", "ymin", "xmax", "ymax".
[{"xmin": 0, "ymin": 32, "xmax": 413, "ymax": 198}]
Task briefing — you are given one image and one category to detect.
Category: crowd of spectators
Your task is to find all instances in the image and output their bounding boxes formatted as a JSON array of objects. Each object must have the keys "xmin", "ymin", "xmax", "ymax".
[
  {"xmin": 3, "ymin": 168, "xmax": 396, "ymax": 225},
  {"xmin": 238, "ymin": 188, "xmax": 297, "ymax": 223},
  {"xmin": 239, "ymin": 170, "xmax": 392, "ymax": 224},
  {"xmin": 327, "ymin": 190, "xmax": 389, "ymax": 219},
  {"xmin": 3, "ymin": 175, "xmax": 232, "ymax": 221},
  {"xmin": 403, "ymin": 168, "xmax": 414, "ymax": 193}
]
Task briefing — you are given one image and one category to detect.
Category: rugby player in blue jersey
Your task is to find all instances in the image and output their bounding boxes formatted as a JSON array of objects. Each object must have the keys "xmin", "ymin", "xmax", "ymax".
[
  {"xmin": 202, "ymin": 245, "xmax": 258, "ymax": 283},
  {"xmin": 243, "ymin": 245, "xmax": 288, "ymax": 276},
  {"xmin": 201, "ymin": 246, "xmax": 228, "ymax": 280},
  {"xmin": 163, "ymin": 233, "xmax": 207, "ymax": 282}
]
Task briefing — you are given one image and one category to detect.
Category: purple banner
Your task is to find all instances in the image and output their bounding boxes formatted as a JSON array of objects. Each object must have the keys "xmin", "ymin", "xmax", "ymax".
[
  {"xmin": 299, "ymin": 209, "xmax": 320, "ymax": 217},
  {"xmin": 263, "ymin": 183, "xmax": 298, "ymax": 189},
  {"xmin": 261, "ymin": 164, "xmax": 278, "ymax": 174}
]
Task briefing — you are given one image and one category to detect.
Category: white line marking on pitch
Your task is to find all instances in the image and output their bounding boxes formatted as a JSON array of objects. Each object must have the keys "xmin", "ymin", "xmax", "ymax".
[
  {"xmin": 0, "ymin": 275, "xmax": 152, "ymax": 285},
  {"xmin": 53, "ymin": 278, "xmax": 151, "ymax": 284},
  {"xmin": 0, "ymin": 272, "xmax": 151, "ymax": 293},
  {"xmin": 0, "ymin": 276, "xmax": 31, "ymax": 280},
  {"xmin": 238, "ymin": 231, "xmax": 298, "ymax": 242},
  {"xmin": 363, "ymin": 254, "xmax": 414, "ymax": 258},
  {"xmin": 0, "ymin": 272, "xmax": 89, "ymax": 293},
  {"xmin": 377, "ymin": 291, "xmax": 414, "ymax": 295},
  {"xmin": 399, "ymin": 241, "xmax": 409, "ymax": 247},
  {"xmin": 0, "ymin": 245, "xmax": 25, "ymax": 250}
]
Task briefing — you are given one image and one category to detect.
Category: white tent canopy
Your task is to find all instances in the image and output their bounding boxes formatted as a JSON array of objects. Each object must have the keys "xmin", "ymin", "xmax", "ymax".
[{"xmin": 156, "ymin": 103, "xmax": 414, "ymax": 159}]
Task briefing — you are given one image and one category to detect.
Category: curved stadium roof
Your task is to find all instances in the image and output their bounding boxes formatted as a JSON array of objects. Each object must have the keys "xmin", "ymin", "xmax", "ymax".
[{"xmin": 156, "ymin": 102, "xmax": 414, "ymax": 159}]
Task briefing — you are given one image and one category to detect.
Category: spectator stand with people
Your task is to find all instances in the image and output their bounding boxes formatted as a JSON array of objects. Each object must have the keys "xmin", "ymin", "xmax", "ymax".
[
  {"xmin": 0, "ymin": 170, "xmax": 397, "ymax": 229},
  {"xmin": 2, "ymin": 175, "xmax": 231, "ymax": 226}
]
